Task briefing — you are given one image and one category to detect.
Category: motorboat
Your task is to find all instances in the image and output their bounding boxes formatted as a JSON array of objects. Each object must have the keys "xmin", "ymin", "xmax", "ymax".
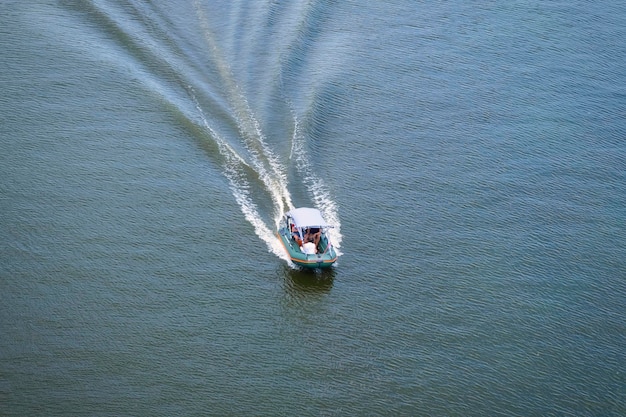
[{"xmin": 277, "ymin": 207, "xmax": 337, "ymax": 269}]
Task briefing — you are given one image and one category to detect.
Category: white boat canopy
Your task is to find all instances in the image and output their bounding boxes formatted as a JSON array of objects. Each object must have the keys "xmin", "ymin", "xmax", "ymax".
[{"xmin": 286, "ymin": 208, "xmax": 332, "ymax": 228}]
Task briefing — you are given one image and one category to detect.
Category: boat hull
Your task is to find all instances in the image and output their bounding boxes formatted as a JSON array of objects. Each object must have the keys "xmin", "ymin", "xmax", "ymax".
[{"xmin": 277, "ymin": 228, "xmax": 337, "ymax": 269}]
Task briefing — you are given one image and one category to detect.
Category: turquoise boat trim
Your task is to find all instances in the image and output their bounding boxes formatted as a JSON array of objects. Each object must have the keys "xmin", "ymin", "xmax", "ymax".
[{"xmin": 277, "ymin": 231, "xmax": 337, "ymax": 268}]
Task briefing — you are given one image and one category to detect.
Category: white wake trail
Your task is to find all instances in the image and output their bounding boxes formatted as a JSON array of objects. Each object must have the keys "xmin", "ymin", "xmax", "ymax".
[
  {"xmin": 289, "ymin": 110, "xmax": 343, "ymax": 254},
  {"xmin": 191, "ymin": 0, "xmax": 340, "ymax": 263},
  {"xmin": 191, "ymin": 92, "xmax": 291, "ymax": 263},
  {"xmin": 193, "ymin": 0, "xmax": 293, "ymax": 223}
]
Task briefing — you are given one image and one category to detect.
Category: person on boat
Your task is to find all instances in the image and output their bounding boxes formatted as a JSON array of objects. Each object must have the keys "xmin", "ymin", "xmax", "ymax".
[
  {"xmin": 291, "ymin": 224, "xmax": 302, "ymax": 246},
  {"xmin": 304, "ymin": 227, "xmax": 321, "ymax": 247}
]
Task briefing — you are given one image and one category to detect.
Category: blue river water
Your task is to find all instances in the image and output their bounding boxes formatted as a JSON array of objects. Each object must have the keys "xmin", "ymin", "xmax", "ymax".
[{"xmin": 1, "ymin": 1, "xmax": 625, "ymax": 415}]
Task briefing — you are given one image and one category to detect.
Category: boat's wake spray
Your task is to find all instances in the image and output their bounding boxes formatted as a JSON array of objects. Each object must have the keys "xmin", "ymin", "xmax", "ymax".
[{"xmin": 191, "ymin": 0, "xmax": 341, "ymax": 263}]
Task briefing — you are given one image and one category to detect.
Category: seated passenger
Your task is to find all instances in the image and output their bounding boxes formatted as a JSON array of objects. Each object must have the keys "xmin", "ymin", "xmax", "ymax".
[
  {"xmin": 291, "ymin": 224, "xmax": 302, "ymax": 246},
  {"xmin": 304, "ymin": 227, "xmax": 321, "ymax": 247}
]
